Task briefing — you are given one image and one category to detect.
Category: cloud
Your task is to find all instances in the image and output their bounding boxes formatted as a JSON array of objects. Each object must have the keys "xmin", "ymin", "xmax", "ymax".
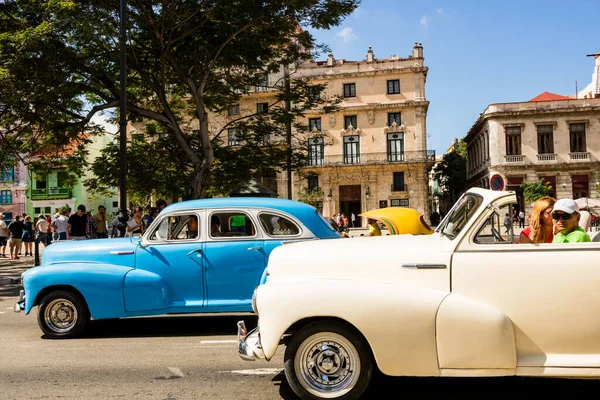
[
  {"xmin": 336, "ymin": 27, "xmax": 358, "ymax": 43},
  {"xmin": 419, "ymin": 15, "xmax": 431, "ymax": 28},
  {"xmin": 437, "ymin": 8, "xmax": 444, "ymax": 15}
]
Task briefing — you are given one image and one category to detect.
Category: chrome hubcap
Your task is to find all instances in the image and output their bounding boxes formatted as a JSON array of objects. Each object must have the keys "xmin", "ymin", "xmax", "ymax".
[
  {"xmin": 295, "ymin": 332, "xmax": 360, "ymax": 398},
  {"xmin": 44, "ymin": 299, "xmax": 78, "ymax": 333}
]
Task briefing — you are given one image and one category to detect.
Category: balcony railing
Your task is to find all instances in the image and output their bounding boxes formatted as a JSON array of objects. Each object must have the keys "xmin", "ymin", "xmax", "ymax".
[
  {"xmin": 569, "ymin": 152, "xmax": 590, "ymax": 161},
  {"xmin": 31, "ymin": 188, "xmax": 72, "ymax": 200},
  {"xmin": 306, "ymin": 150, "xmax": 435, "ymax": 167},
  {"xmin": 390, "ymin": 184, "xmax": 408, "ymax": 192},
  {"xmin": 537, "ymin": 153, "xmax": 557, "ymax": 162},
  {"xmin": 505, "ymin": 155, "xmax": 524, "ymax": 163}
]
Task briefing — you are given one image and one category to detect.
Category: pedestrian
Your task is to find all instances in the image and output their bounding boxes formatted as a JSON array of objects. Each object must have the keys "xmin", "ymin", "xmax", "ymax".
[
  {"xmin": 365, "ymin": 218, "xmax": 381, "ymax": 236},
  {"xmin": 21, "ymin": 215, "xmax": 34, "ymax": 256},
  {"xmin": 7, "ymin": 215, "xmax": 24, "ymax": 259},
  {"xmin": 504, "ymin": 213, "xmax": 512, "ymax": 234},
  {"xmin": 0, "ymin": 213, "xmax": 7, "ymax": 257},
  {"xmin": 35, "ymin": 214, "xmax": 49, "ymax": 249},
  {"xmin": 518, "ymin": 209, "xmax": 525, "ymax": 228},
  {"xmin": 54, "ymin": 210, "xmax": 69, "ymax": 240},
  {"xmin": 126, "ymin": 207, "xmax": 145, "ymax": 237},
  {"xmin": 67, "ymin": 205, "xmax": 88, "ymax": 240},
  {"xmin": 86, "ymin": 210, "xmax": 98, "ymax": 239},
  {"xmin": 342, "ymin": 214, "xmax": 349, "ymax": 232},
  {"xmin": 93, "ymin": 205, "xmax": 109, "ymax": 238},
  {"xmin": 45, "ymin": 214, "xmax": 53, "ymax": 245},
  {"xmin": 350, "ymin": 212, "xmax": 356, "ymax": 228},
  {"xmin": 157, "ymin": 199, "xmax": 167, "ymax": 214}
]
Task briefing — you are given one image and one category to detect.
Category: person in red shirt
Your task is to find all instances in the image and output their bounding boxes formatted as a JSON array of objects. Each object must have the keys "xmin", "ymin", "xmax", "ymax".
[{"xmin": 519, "ymin": 196, "xmax": 556, "ymax": 244}]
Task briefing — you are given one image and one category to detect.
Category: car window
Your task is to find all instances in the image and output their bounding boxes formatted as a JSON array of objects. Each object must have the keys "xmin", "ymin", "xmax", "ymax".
[
  {"xmin": 210, "ymin": 211, "xmax": 256, "ymax": 238},
  {"xmin": 437, "ymin": 193, "xmax": 483, "ymax": 240},
  {"xmin": 148, "ymin": 214, "xmax": 199, "ymax": 241},
  {"xmin": 474, "ymin": 203, "xmax": 516, "ymax": 245},
  {"xmin": 258, "ymin": 213, "xmax": 301, "ymax": 236}
]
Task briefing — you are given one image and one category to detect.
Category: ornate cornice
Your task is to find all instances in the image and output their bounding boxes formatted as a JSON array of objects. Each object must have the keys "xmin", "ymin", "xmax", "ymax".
[
  {"xmin": 383, "ymin": 121, "xmax": 406, "ymax": 134},
  {"xmin": 340, "ymin": 124, "xmax": 363, "ymax": 137}
]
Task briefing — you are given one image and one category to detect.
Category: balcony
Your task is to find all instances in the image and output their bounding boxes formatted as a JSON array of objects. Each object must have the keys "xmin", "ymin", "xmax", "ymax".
[
  {"xmin": 536, "ymin": 153, "xmax": 557, "ymax": 162},
  {"xmin": 31, "ymin": 187, "xmax": 72, "ymax": 200},
  {"xmin": 305, "ymin": 150, "xmax": 435, "ymax": 168},
  {"xmin": 390, "ymin": 184, "xmax": 408, "ymax": 192},
  {"xmin": 569, "ymin": 152, "xmax": 590, "ymax": 162},
  {"xmin": 505, "ymin": 155, "xmax": 524, "ymax": 164}
]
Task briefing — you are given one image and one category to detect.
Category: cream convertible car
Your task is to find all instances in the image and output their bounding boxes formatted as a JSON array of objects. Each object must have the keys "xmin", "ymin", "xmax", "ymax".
[{"xmin": 237, "ymin": 187, "xmax": 600, "ymax": 400}]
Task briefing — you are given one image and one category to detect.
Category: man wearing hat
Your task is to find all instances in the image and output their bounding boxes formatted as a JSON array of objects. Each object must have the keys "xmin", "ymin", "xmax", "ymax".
[
  {"xmin": 67, "ymin": 204, "xmax": 88, "ymax": 240},
  {"xmin": 551, "ymin": 198, "xmax": 591, "ymax": 243}
]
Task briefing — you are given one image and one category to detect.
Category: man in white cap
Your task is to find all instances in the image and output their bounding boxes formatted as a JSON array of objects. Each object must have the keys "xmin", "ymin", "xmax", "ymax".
[{"xmin": 551, "ymin": 198, "xmax": 591, "ymax": 243}]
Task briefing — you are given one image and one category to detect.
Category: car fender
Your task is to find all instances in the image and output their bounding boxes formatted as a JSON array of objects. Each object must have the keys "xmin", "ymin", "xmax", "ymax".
[
  {"xmin": 255, "ymin": 279, "xmax": 449, "ymax": 376},
  {"xmin": 436, "ymin": 293, "xmax": 517, "ymax": 370},
  {"xmin": 22, "ymin": 263, "xmax": 133, "ymax": 319}
]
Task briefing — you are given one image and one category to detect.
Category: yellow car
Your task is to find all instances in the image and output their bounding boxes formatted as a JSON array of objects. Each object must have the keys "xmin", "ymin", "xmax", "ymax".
[{"xmin": 359, "ymin": 207, "xmax": 434, "ymax": 235}]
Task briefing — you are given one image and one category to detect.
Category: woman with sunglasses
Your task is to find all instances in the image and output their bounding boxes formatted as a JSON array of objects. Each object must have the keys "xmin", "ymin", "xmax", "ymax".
[{"xmin": 519, "ymin": 196, "xmax": 556, "ymax": 244}]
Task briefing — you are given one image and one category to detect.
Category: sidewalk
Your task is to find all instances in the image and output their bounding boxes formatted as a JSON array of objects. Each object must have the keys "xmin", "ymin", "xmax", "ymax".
[{"xmin": 0, "ymin": 247, "xmax": 43, "ymax": 287}]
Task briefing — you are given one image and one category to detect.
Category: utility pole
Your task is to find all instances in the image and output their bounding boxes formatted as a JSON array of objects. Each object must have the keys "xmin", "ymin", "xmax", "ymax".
[
  {"xmin": 117, "ymin": 0, "xmax": 128, "ymax": 236},
  {"xmin": 284, "ymin": 64, "xmax": 292, "ymax": 200}
]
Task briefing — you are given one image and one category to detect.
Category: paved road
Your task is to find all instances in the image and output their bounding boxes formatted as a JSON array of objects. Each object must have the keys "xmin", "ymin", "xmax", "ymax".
[{"xmin": 2, "ymin": 260, "xmax": 600, "ymax": 399}]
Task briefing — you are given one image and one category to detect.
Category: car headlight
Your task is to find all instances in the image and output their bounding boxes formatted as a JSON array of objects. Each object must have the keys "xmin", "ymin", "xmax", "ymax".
[{"xmin": 252, "ymin": 288, "xmax": 258, "ymax": 314}]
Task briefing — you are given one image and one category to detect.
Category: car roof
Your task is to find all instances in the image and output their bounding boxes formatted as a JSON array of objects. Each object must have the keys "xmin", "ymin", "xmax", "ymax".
[{"xmin": 162, "ymin": 197, "xmax": 315, "ymax": 213}]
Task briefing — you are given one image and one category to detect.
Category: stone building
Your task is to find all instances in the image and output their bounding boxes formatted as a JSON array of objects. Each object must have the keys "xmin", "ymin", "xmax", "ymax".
[{"xmin": 465, "ymin": 56, "xmax": 600, "ymax": 214}]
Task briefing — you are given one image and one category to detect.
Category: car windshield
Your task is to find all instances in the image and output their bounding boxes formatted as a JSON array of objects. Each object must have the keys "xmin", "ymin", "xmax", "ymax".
[{"xmin": 436, "ymin": 193, "xmax": 483, "ymax": 240}]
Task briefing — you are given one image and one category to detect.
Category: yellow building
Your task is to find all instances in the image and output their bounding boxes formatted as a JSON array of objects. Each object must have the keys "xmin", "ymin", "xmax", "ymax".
[{"xmin": 209, "ymin": 43, "xmax": 435, "ymax": 226}]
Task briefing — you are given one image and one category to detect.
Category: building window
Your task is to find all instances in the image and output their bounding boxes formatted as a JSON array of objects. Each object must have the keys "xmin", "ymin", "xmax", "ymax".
[
  {"xmin": 309, "ymin": 118, "xmax": 322, "ymax": 132},
  {"xmin": 255, "ymin": 73, "xmax": 268, "ymax": 91},
  {"xmin": 569, "ymin": 123, "xmax": 586, "ymax": 153},
  {"xmin": 344, "ymin": 115, "xmax": 357, "ymax": 129},
  {"xmin": 228, "ymin": 128, "xmax": 241, "ymax": 146},
  {"xmin": 387, "ymin": 133, "xmax": 404, "ymax": 162},
  {"xmin": 387, "ymin": 79, "xmax": 400, "ymax": 94},
  {"xmin": 307, "ymin": 175, "xmax": 319, "ymax": 191},
  {"xmin": 343, "ymin": 83, "xmax": 356, "ymax": 98},
  {"xmin": 505, "ymin": 126, "xmax": 522, "ymax": 155},
  {"xmin": 0, "ymin": 190, "xmax": 11, "ymax": 204},
  {"xmin": 537, "ymin": 125, "xmax": 554, "ymax": 154},
  {"xmin": 392, "ymin": 172, "xmax": 405, "ymax": 192},
  {"xmin": 308, "ymin": 137, "xmax": 324, "ymax": 166},
  {"xmin": 228, "ymin": 104, "xmax": 240, "ymax": 116},
  {"xmin": 2, "ymin": 212, "xmax": 12, "ymax": 221},
  {"xmin": 1, "ymin": 166, "xmax": 14, "ymax": 182},
  {"xmin": 343, "ymin": 135, "xmax": 360, "ymax": 164},
  {"xmin": 387, "ymin": 112, "xmax": 401, "ymax": 127},
  {"xmin": 256, "ymin": 102, "xmax": 268, "ymax": 114}
]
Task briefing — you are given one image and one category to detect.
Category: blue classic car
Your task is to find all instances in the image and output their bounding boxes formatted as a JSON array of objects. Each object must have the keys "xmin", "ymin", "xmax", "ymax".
[{"xmin": 15, "ymin": 198, "xmax": 340, "ymax": 338}]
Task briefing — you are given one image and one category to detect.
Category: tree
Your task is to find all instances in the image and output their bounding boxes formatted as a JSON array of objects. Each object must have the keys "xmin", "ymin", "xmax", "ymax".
[
  {"xmin": 521, "ymin": 179, "xmax": 552, "ymax": 203},
  {"xmin": 0, "ymin": 0, "xmax": 358, "ymax": 199},
  {"xmin": 433, "ymin": 139, "xmax": 468, "ymax": 205}
]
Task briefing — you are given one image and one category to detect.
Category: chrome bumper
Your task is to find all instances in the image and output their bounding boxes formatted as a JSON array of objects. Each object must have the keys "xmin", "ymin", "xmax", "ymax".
[
  {"xmin": 237, "ymin": 320, "xmax": 265, "ymax": 361},
  {"xmin": 13, "ymin": 290, "xmax": 25, "ymax": 313}
]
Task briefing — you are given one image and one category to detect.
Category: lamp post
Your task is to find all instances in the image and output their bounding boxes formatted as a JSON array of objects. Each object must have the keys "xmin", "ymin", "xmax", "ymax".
[{"xmin": 117, "ymin": 0, "xmax": 128, "ymax": 236}]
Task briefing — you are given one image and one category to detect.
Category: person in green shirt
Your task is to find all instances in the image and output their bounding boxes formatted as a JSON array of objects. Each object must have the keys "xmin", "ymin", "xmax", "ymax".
[
  {"xmin": 551, "ymin": 198, "xmax": 591, "ymax": 243},
  {"xmin": 365, "ymin": 218, "xmax": 381, "ymax": 237}
]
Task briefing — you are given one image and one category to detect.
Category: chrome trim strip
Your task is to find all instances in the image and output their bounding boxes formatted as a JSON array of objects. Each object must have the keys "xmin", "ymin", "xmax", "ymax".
[
  {"xmin": 402, "ymin": 263, "xmax": 447, "ymax": 269},
  {"xmin": 109, "ymin": 251, "xmax": 135, "ymax": 255}
]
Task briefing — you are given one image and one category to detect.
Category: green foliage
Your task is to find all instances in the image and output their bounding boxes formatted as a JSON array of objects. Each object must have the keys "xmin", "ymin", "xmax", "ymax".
[
  {"xmin": 521, "ymin": 179, "xmax": 552, "ymax": 203},
  {"xmin": 296, "ymin": 186, "xmax": 325, "ymax": 207},
  {"xmin": 57, "ymin": 204, "xmax": 71, "ymax": 215},
  {"xmin": 433, "ymin": 139, "xmax": 468, "ymax": 204},
  {"xmin": 1, "ymin": 0, "xmax": 358, "ymax": 199}
]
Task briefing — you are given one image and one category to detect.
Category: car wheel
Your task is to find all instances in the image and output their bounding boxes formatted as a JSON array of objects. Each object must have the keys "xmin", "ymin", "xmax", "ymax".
[
  {"xmin": 284, "ymin": 321, "xmax": 373, "ymax": 400},
  {"xmin": 37, "ymin": 290, "xmax": 89, "ymax": 339}
]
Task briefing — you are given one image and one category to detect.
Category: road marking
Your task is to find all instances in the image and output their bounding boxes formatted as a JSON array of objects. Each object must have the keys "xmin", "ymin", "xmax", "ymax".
[
  {"xmin": 226, "ymin": 368, "xmax": 282, "ymax": 375},
  {"xmin": 200, "ymin": 340, "xmax": 237, "ymax": 345},
  {"xmin": 167, "ymin": 367, "xmax": 185, "ymax": 378}
]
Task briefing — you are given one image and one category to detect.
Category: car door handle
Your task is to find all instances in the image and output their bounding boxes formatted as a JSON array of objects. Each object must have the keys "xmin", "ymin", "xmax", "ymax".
[
  {"xmin": 187, "ymin": 249, "xmax": 203, "ymax": 257},
  {"xmin": 247, "ymin": 246, "xmax": 262, "ymax": 251}
]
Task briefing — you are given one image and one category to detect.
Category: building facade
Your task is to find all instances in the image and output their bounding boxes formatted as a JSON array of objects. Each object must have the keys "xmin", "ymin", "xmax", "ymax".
[
  {"xmin": 0, "ymin": 158, "xmax": 28, "ymax": 221},
  {"xmin": 208, "ymin": 44, "xmax": 434, "ymax": 225},
  {"xmin": 466, "ymin": 94, "xmax": 600, "ymax": 214}
]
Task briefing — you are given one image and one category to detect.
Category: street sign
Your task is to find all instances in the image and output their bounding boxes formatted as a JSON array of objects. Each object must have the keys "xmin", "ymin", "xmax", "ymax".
[{"xmin": 490, "ymin": 174, "xmax": 505, "ymax": 191}]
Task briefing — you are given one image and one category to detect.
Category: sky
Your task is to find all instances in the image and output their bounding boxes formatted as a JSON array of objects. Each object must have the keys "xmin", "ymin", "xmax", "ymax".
[
  {"xmin": 93, "ymin": 0, "xmax": 599, "ymax": 156},
  {"xmin": 307, "ymin": 0, "xmax": 600, "ymax": 155}
]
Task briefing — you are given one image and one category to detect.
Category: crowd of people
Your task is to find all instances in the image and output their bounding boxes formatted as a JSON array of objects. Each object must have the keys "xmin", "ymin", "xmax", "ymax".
[{"xmin": 0, "ymin": 199, "xmax": 170, "ymax": 260}]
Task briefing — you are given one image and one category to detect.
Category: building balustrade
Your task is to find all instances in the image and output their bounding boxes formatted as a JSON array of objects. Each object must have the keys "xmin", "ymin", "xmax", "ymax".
[
  {"xmin": 504, "ymin": 155, "xmax": 525, "ymax": 163},
  {"xmin": 569, "ymin": 152, "xmax": 590, "ymax": 161},
  {"xmin": 390, "ymin": 184, "xmax": 408, "ymax": 192},
  {"xmin": 31, "ymin": 187, "xmax": 72, "ymax": 200},
  {"xmin": 306, "ymin": 150, "xmax": 435, "ymax": 167},
  {"xmin": 536, "ymin": 153, "xmax": 557, "ymax": 162}
]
